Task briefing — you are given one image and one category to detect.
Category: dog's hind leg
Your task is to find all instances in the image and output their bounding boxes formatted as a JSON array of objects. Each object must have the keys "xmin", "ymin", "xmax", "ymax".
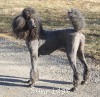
[
  {"xmin": 77, "ymin": 36, "xmax": 89, "ymax": 85},
  {"xmin": 67, "ymin": 53, "xmax": 79, "ymax": 92},
  {"xmin": 66, "ymin": 35, "xmax": 80, "ymax": 91},
  {"xmin": 26, "ymin": 39, "xmax": 39, "ymax": 87}
]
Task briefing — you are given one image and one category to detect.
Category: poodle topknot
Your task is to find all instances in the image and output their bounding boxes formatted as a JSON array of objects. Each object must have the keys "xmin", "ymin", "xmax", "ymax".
[{"xmin": 68, "ymin": 8, "xmax": 85, "ymax": 32}]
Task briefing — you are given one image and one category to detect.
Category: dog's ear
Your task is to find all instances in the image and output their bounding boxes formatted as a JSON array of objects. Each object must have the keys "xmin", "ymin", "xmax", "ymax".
[
  {"xmin": 12, "ymin": 15, "xmax": 26, "ymax": 32},
  {"xmin": 12, "ymin": 15, "xmax": 28, "ymax": 39}
]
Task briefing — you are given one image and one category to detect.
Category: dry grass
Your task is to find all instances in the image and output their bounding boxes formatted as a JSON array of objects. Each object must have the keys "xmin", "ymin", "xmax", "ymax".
[{"xmin": 0, "ymin": 0, "xmax": 100, "ymax": 62}]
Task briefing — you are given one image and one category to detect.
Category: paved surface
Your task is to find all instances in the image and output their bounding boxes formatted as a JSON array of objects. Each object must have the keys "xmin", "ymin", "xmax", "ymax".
[{"xmin": 0, "ymin": 38, "xmax": 100, "ymax": 97}]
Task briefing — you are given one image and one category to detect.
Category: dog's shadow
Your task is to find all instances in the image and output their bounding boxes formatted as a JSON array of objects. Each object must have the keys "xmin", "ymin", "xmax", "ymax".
[
  {"xmin": 0, "ymin": 75, "xmax": 72, "ymax": 90},
  {"xmin": 35, "ymin": 79, "xmax": 72, "ymax": 90},
  {"xmin": 0, "ymin": 75, "xmax": 29, "ymax": 87}
]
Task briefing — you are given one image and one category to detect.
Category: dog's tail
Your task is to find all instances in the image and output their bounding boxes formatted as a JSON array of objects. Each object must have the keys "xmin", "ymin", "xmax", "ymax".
[{"xmin": 68, "ymin": 8, "xmax": 85, "ymax": 32}]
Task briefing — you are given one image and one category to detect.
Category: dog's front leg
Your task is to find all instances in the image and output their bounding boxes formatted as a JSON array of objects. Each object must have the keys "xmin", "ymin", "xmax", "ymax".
[{"xmin": 26, "ymin": 39, "xmax": 39, "ymax": 87}]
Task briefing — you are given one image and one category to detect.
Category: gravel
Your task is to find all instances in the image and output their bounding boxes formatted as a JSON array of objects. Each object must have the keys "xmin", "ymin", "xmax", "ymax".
[{"xmin": 0, "ymin": 38, "xmax": 100, "ymax": 97}]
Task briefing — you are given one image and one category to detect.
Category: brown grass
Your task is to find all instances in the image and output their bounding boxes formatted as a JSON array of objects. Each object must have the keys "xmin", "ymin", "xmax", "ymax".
[{"xmin": 0, "ymin": 0, "xmax": 100, "ymax": 63}]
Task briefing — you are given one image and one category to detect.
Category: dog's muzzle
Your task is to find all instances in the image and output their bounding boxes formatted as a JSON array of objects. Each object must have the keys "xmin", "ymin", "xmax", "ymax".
[{"xmin": 27, "ymin": 18, "xmax": 36, "ymax": 30}]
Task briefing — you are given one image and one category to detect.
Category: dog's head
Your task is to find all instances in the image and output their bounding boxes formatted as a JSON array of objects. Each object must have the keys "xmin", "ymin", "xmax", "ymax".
[{"xmin": 12, "ymin": 7, "xmax": 41, "ymax": 40}]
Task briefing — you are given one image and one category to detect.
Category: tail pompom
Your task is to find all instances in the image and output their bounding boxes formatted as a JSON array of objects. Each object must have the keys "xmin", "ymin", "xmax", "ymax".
[{"xmin": 68, "ymin": 8, "xmax": 85, "ymax": 32}]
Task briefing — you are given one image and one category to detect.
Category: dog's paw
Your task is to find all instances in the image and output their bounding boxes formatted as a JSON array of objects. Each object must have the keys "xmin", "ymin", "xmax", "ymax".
[
  {"xmin": 81, "ymin": 80, "xmax": 86, "ymax": 85},
  {"xmin": 68, "ymin": 87, "xmax": 76, "ymax": 92}
]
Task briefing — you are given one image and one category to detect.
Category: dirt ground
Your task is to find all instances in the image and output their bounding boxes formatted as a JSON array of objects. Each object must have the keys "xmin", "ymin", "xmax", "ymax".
[{"xmin": 0, "ymin": 37, "xmax": 100, "ymax": 97}]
